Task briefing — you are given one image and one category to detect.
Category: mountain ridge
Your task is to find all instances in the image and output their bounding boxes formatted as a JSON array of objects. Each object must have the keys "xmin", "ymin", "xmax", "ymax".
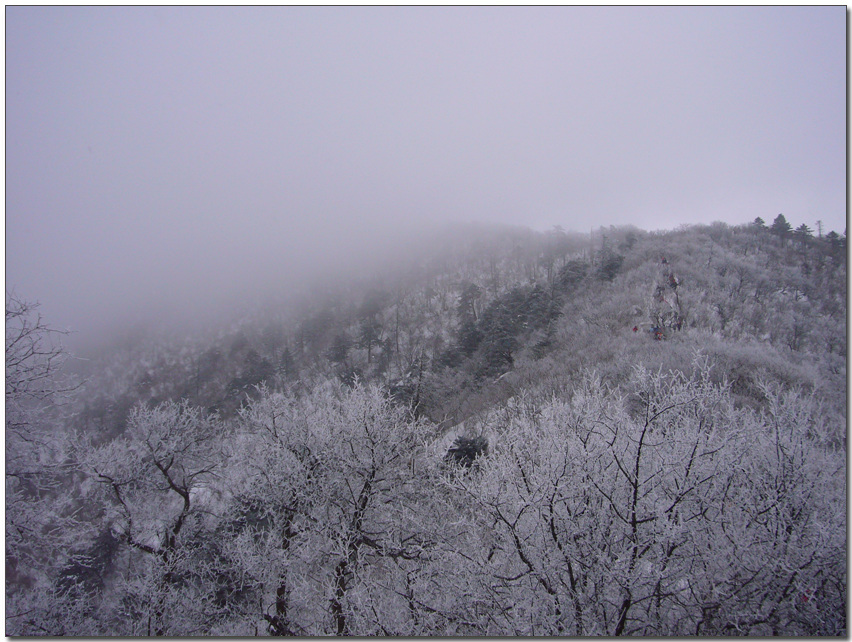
[{"xmin": 69, "ymin": 218, "xmax": 846, "ymax": 439}]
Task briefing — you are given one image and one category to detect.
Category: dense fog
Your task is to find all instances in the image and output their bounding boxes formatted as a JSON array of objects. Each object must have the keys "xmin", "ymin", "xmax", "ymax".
[{"xmin": 6, "ymin": 7, "xmax": 845, "ymax": 354}]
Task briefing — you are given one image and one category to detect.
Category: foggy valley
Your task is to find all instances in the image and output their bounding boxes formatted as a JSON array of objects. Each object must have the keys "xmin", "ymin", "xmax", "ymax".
[{"xmin": 6, "ymin": 7, "xmax": 847, "ymax": 637}]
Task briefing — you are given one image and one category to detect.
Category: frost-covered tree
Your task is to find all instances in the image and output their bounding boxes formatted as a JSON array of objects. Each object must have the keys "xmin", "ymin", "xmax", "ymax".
[
  {"xmin": 6, "ymin": 293, "xmax": 75, "ymax": 440},
  {"xmin": 327, "ymin": 332, "xmax": 352, "ymax": 366},
  {"xmin": 81, "ymin": 400, "xmax": 223, "ymax": 635},
  {"xmin": 443, "ymin": 360, "xmax": 845, "ymax": 635},
  {"xmin": 6, "ymin": 293, "xmax": 87, "ymax": 635},
  {"xmin": 358, "ymin": 316, "xmax": 383, "ymax": 365},
  {"xmin": 213, "ymin": 382, "xmax": 438, "ymax": 635}
]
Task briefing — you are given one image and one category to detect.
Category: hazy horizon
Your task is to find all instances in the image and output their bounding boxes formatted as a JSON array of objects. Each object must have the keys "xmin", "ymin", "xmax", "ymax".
[{"xmin": 6, "ymin": 6, "xmax": 846, "ymax": 353}]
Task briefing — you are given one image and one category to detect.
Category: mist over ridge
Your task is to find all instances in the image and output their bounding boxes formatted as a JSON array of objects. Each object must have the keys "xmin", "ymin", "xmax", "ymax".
[{"xmin": 6, "ymin": 7, "xmax": 845, "ymax": 359}]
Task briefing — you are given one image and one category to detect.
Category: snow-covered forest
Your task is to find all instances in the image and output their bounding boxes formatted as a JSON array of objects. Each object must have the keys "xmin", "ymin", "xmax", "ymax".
[{"xmin": 6, "ymin": 218, "xmax": 847, "ymax": 635}]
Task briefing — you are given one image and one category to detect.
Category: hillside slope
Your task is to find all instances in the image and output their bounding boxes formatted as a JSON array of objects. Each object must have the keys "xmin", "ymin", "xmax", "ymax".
[
  {"xmin": 71, "ymin": 220, "xmax": 846, "ymax": 439},
  {"xmin": 8, "ymin": 219, "xmax": 846, "ymax": 635}
]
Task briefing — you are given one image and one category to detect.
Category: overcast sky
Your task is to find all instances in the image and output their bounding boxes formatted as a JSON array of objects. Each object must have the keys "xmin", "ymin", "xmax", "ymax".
[{"xmin": 6, "ymin": 6, "xmax": 846, "ymax": 350}]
